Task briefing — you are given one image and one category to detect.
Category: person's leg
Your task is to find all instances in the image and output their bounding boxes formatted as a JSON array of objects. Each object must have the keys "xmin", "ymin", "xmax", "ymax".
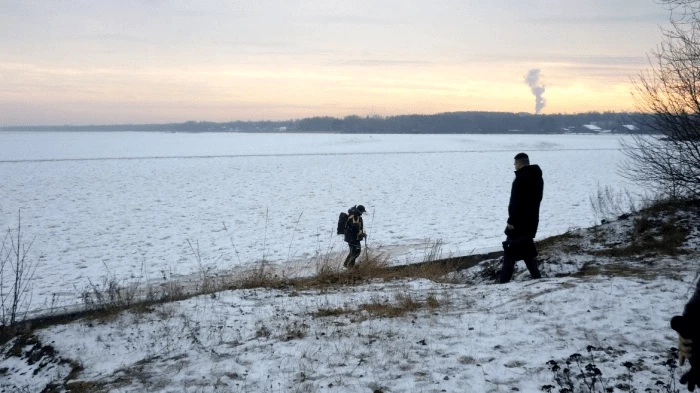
[
  {"xmin": 499, "ymin": 256, "xmax": 516, "ymax": 283},
  {"xmin": 344, "ymin": 242, "xmax": 361, "ymax": 268},
  {"xmin": 524, "ymin": 257, "xmax": 541, "ymax": 279},
  {"xmin": 343, "ymin": 243, "xmax": 354, "ymax": 267},
  {"xmin": 350, "ymin": 242, "xmax": 362, "ymax": 267}
]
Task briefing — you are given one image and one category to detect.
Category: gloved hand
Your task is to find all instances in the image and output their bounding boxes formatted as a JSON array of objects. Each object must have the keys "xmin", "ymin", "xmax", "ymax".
[
  {"xmin": 504, "ymin": 224, "xmax": 515, "ymax": 236},
  {"xmin": 680, "ymin": 335, "xmax": 694, "ymax": 366},
  {"xmin": 672, "ymin": 315, "xmax": 698, "ymax": 391}
]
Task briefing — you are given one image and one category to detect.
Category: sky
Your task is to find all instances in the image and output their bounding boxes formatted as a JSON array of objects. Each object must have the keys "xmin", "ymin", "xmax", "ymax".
[{"xmin": 0, "ymin": 0, "xmax": 672, "ymax": 126}]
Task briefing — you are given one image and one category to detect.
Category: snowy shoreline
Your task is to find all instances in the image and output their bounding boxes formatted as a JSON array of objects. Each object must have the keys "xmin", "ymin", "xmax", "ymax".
[{"xmin": 1, "ymin": 200, "xmax": 697, "ymax": 392}]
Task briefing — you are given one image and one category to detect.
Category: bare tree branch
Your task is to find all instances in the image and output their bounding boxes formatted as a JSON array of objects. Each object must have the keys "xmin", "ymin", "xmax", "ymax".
[{"xmin": 623, "ymin": 0, "xmax": 700, "ymax": 198}]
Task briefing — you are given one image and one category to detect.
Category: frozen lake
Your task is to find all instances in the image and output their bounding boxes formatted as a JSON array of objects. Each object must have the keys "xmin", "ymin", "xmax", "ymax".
[{"xmin": 0, "ymin": 132, "xmax": 638, "ymax": 311}]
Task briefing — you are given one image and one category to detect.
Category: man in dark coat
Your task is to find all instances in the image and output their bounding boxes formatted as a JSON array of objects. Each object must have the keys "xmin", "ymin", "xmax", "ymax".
[
  {"xmin": 500, "ymin": 152, "xmax": 543, "ymax": 283},
  {"xmin": 673, "ymin": 279, "xmax": 699, "ymax": 391},
  {"xmin": 343, "ymin": 205, "xmax": 366, "ymax": 268}
]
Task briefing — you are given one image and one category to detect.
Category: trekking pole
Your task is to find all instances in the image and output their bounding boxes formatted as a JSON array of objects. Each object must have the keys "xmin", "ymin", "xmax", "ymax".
[
  {"xmin": 364, "ymin": 235, "xmax": 369, "ymax": 263},
  {"xmin": 367, "ymin": 209, "xmax": 374, "ymax": 263}
]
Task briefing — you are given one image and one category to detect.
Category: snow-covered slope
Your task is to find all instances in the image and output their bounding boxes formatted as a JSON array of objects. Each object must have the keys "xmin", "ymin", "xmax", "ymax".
[{"xmin": 1, "ymin": 202, "xmax": 697, "ymax": 393}]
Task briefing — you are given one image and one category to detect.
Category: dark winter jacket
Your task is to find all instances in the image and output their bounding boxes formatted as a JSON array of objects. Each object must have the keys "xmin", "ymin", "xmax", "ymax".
[
  {"xmin": 344, "ymin": 207, "xmax": 365, "ymax": 243},
  {"xmin": 507, "ymin": 164, "xmax": 544, "ymax": 239},
  {"xmin": 684, "ymin": 279, "xmax": 700, "ymax": 331}
]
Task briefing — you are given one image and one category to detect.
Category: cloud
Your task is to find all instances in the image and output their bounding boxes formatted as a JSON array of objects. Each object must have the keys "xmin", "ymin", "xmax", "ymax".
[
  {"xmin": 523, "ymin": 13, "xmax": 666, "ymax": 25},
  {"xmin": 460, "ymin": 53, "xmax": 647, "ymax": 67},
  {"xmin": 338, "ymin": 59, "xmax": 435, "ymax": 66},
  {"xmin": 320, "ymin": 15, "xmax": 400, "ymax": 25},
  {"xmin": 77, "ymin": 33, "xmax": 152, "ymax": 44}
]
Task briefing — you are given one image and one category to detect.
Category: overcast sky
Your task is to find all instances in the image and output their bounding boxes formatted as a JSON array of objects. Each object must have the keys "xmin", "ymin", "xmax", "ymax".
[{"xmin": 0, "ymin": 0, "xmax": 671, "ymax": 125}]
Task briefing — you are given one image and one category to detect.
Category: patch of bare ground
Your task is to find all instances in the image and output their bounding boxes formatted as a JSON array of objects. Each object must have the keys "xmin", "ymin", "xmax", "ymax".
[
  {"xmin": 591, "ymin": 214, "xmax": 690, "ymax": 258},
  {"xmin": 572, "ymin": 262, "xmax": 658, "ymax": 280},
  {"xmin": 536, "ymin": 230, "xmax": 584, "ymax": 253},
  {"xmin": 0, "ymin": 334, "xmax": 94, "ymax": 393}
]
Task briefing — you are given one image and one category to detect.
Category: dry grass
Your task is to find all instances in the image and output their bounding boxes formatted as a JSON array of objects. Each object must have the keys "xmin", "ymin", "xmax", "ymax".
[
  {"xmin": 311, "ymin": 307, "xmax": 350, "ymax": 318},
  {"xmin": 312, "ymin": 293, "xmax": 443, "ymax": 321},
  {"xmin": 359, "ymin": 294, "xmax": 422, "ymax": 318},
  {"xmin": 3, "ymin": 245, "xmax": 472, "ymax": 346},
  {"xmin": 65, "ymin": 381, "xmax": 106, "ymax": 393},
  {"xmin": 638, "ymin": 197, "xmax": 700, "ymax": 216},
  {"xmin": 232, "ymin": 248, "xmax": 459, "ymax": 292},
  {"xmin": 535, "ymin": 230, "xmax": 582, "ymax": 252},
  {"xmin": 426, "ymin": 293, "xmax": 440, "ymax": 309}
]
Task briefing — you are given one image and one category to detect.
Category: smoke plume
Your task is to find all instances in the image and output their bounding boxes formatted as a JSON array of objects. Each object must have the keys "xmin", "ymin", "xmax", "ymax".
[{"xmin": 525, "ymin": 69, "xmax": 546, "ymax": 114}]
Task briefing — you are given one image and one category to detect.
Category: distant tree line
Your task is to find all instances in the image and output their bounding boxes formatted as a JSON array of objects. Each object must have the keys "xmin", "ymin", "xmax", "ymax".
[{"xmin": 0, "ymin": 111, "xmax": 649, "ymax": 134}]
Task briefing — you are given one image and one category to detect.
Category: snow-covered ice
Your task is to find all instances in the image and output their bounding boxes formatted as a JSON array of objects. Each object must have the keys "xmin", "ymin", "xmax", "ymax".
[{"xmin": 0, "ymin": 132, "xmax": 640, "ymax": 312}]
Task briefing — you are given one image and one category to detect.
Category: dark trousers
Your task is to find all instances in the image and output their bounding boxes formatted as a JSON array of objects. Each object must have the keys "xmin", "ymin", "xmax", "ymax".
[
  {"xmin": 344, "ymin": 241, "xmax": 362, "ymax": 268},
  {"xmin": 499, "ymin": 237, "xmax": 541, "ymax": 283},
  {"xmin": 499, "ymin": 256, "xmax": 541, "ymax": 283}
]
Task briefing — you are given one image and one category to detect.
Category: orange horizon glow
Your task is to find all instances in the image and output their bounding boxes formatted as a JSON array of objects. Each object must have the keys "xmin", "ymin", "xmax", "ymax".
[
  {"xmin": 0, "ymin": 1, "xmax": 667, "ymax": 126},
  {"xmin": 0, "ymin": 60, "xmax": 642, "ymax": 126}
]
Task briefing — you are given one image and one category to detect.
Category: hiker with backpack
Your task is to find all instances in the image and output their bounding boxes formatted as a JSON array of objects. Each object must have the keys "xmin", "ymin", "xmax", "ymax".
[
  {"xmin": 339, "ymin": 205, "xmax": 367, "ymax": 268},
  {"xmin": 500, "ymin": 152, "xmax": 544, "ymax": 283}
]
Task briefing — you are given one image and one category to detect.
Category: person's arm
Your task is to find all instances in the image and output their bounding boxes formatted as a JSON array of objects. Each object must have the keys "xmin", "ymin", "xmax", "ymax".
[
  {"xmin": 507, "ymin": 177, "xmax": 524, "ymax": 227},
  {"xmin": 684, "ymin": 280, "xmax": 700, "ymax": 323},
  {"xmin": 674, "ymin": 280, "xmax": 700, "ymax": 391}
]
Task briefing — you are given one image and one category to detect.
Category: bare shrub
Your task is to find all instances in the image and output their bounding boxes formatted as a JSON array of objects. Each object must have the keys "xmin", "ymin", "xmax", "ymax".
[
  {"xmin": 147, "ymin": 271, "xmax": 185, "ymax": 304},
  {"xmin": 589, "ymin": 185, "xmax": 641, "ymax": 222},
  {"xmin": 79, "ymin": 271, "xmax": 141, "ymax": 312},
  {"xmin": 0, "ymin": 211, "xmax": 40, "ymax": 327},
  {"xmin": 186, "ymin": 239, "xmax": 224, "ymax": 293},
  {"xmin": 313, "ymin": 243, "xmax": 342, "ymax": 277},
  {"xmin": 622, "ymin": 0, "xmax": 700, "ymax": 199},
  {"xmin": 422, "ymin": 238, "xmax": 443, "ymax": 263}
]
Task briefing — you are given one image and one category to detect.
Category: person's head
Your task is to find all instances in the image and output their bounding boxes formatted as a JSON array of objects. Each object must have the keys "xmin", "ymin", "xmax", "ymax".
[
  {"xmin": 514, "ymin": 152, "xmax": 530, "ymax": 171},
  {"xmin": 356, "ymin": 205, "xmax": 366, "ymax": 215}
]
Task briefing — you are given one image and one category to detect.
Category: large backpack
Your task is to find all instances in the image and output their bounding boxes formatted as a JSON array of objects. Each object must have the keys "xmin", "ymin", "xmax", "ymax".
[{"xmin": 336, "ymin": 211, "xmax": 349, "ymax": 235}]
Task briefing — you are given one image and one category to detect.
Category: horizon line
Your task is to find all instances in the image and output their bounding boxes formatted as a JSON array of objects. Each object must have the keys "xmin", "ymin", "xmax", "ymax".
[{"xmin": 0, "ymin": 109, "xmax": 642, "ymax": 129}]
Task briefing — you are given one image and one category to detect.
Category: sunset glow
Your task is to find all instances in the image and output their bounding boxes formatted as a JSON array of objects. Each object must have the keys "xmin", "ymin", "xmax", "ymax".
[{"xmin": 0, "ymin": 0, "xmax": 668, "ymax": 125}]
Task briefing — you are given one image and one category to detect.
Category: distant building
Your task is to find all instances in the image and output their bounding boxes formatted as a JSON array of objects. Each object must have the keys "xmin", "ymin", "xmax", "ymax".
[
  {"xmin": 562, "ymin": 124, "xmax": 613, "ymax": 134},
  {"xmin": 582, "ymin": 124, "xmax": 603, "ymax": 133}
]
